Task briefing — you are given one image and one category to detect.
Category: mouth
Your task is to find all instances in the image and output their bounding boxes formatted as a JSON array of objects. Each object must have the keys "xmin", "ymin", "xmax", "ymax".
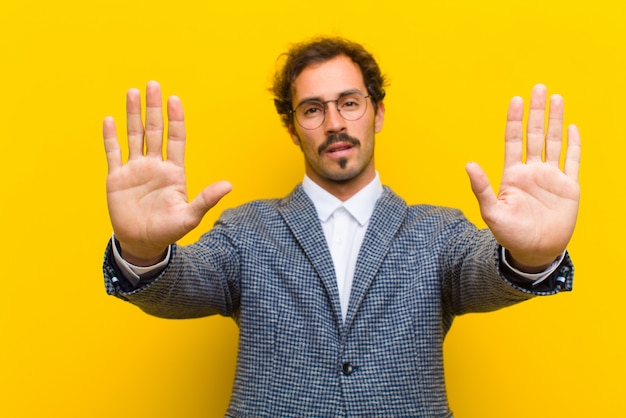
[
  {"xmin": 318, "ymin": 133, "xmax": 360, "ymax": 158},
  {"xmin": 325, "ymin": 142, "xmax": 355, "ymax": 157}
]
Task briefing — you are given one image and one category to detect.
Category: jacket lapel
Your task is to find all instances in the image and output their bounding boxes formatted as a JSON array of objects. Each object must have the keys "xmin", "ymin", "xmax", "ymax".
[
  {"xmin": 344, "ymin": 188, "xmax": 407, "ymax": 326},
  {"xmin": 277, "ymin": 185, "xmax": 344, "ymax": 325}
]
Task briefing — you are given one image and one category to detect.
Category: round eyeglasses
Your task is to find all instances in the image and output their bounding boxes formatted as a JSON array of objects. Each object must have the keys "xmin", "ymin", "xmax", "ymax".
[{"xmin": 292, "ymin": 91, "xmax": 371, "ymax": 130}]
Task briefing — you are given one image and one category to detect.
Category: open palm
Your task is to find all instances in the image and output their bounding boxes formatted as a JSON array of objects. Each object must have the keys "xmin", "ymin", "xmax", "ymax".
[
  {"xmin": 103, "ymin": 81, "xmax": 231, "ymax": 265},
  {"xmin": 466, "ymin": 85, "xmax": 581, "ymax": 271}
]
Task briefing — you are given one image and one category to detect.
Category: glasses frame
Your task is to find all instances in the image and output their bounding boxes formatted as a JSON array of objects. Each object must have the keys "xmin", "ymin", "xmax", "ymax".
[{"xmin": 291, "ymin": 91, "xmax": 371, "ymax": 130}]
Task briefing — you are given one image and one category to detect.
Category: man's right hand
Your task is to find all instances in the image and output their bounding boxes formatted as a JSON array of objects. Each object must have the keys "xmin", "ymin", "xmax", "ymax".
[{"xmin": 103, "ymin": 81, "xmax": 232, "ymax": 266}]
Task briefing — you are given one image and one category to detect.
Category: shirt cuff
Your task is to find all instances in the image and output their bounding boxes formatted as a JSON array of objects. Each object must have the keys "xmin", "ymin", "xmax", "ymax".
[
  {"xmin": 500, "ymin": 247, "xmax": 565, "ymax": 288},
  {"xmin": 110, "ymin": 233, "xmax": 171, "ymax": 287}
]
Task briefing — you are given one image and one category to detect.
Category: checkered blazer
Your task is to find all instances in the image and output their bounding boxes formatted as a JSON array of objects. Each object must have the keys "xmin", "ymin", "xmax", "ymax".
[{"xmin": 103, "ymin": 185, "xmax": 573, "ymax": 417}]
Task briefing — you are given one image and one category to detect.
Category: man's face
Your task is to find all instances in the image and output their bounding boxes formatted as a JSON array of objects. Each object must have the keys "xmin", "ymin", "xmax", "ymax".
[{"xmin": 288, "ymin": 55, "xmax": 385, "ymax": 198}]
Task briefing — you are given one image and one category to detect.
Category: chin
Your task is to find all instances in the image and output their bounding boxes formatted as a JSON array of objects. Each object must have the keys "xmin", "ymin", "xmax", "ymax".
[{"xmin": 326, "ymin": 167, "xmax": 366, "ymax": 183}]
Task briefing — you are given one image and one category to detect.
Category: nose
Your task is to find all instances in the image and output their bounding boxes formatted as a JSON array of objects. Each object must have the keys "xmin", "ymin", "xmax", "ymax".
[{"xmin": 323, "ymin": 101, "xmax": 346, "ymax": 134}]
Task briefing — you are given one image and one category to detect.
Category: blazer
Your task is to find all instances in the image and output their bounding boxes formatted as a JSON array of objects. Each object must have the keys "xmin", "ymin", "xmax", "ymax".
[{"xmin": 103, "ymin": 185, "xmax": 573, "ymax": 417}]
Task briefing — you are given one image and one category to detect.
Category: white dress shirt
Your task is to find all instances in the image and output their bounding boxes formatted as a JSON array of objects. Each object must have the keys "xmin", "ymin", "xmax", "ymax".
[{"xmin": 302, "ymin": 173, "xmax": 384, "ymax": 321}]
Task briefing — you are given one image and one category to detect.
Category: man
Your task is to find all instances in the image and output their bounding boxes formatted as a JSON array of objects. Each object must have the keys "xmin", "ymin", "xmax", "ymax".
[{"xmin": 101, "ymin": 37, "xmax": 580, "ymax": 417}]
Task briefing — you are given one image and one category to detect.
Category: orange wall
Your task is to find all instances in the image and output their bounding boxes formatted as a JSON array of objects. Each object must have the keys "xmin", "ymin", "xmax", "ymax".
[{"xmin": 0, "ymin": 1, "xmax": 623, "ymax": 416}]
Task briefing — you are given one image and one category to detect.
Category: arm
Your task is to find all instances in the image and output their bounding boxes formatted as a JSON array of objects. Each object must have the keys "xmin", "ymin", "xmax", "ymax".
[
  {"xmin": 465, "ymin": 84, "xmax": 581, "ymax": 272},
  {"xmin": 103, "ymin": 81, "xmax": 232, "ymax": 266},
  {"xmin": 440, "ymin": 211, "xmax": 572, "ymax": 318},
  {"xmin": 103, "ymin": 232, "xmax": 240, "ymax": 319}
]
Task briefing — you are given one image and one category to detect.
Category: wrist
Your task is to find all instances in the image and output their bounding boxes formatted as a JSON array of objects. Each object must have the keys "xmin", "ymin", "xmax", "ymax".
[
  {"xmin": 504, "ymin": 249, "xmax": 557, "ymax": 274},
  {"xmin": 113, "ymin": 236, "xmax": 168, "ymax": 267}
]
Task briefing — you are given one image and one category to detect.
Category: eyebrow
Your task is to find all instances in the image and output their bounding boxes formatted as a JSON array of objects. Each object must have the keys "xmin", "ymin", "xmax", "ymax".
[{"xmin": 295, "ymin": 89, "xmax": 365, "ymax": 108}]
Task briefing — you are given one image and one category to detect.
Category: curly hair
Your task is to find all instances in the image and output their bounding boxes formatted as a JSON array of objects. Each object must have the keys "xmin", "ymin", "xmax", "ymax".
[{"xmin": 271, "ymin": 37, "xmax": 388, "ymax": 128}]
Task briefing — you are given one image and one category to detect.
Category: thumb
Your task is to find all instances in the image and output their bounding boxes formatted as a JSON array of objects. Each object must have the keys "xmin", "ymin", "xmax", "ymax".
[
  {"xmin": 188, "ymin": 180, "xmax": 233, "ymax": 220},
  {"xmin": 465, "ymin": 162, "xmax": 497, "ymax": 217}
]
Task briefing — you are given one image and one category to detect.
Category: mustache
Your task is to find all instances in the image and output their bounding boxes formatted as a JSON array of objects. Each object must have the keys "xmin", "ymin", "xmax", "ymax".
[{"xmin": 317, "ymin": 133, "xmax": 361, "ymax": 155}]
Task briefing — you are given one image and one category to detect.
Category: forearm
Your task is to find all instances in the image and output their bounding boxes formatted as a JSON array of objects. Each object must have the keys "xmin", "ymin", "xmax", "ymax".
[
  {"xmin": 442, "ymin": 226, "xmax": 573, "ymax": 316},
  {"xmin": 103, "ymin": 234, "xmax": 240, "ymax": 319}
]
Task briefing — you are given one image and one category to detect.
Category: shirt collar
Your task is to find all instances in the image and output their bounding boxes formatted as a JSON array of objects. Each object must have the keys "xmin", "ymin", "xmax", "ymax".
[{"xmin": 302, "ymin": 172, "xmax": 383, "ymax": 226}]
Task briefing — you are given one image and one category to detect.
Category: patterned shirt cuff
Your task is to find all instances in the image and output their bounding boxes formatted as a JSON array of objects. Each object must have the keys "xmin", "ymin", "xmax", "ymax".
[
  {"xmin": 500, "ymin": 246, "xmax": 565, "ymax": 288},
  {"xmin": 110, "ymin": 233, "xmax": 171, "ymax": 287}
]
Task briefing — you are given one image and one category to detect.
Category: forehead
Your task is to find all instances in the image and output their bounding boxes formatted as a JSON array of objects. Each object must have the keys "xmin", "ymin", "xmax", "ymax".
[{"xmin": 291, "ymin": 55, "xmax": 366, "ymax": 103}]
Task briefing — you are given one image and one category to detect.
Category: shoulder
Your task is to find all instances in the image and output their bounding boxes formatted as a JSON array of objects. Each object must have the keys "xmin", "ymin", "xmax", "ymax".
[
  {"xmin": 378, "ymin": 188, "xmax": 486, "ymax": 254},
  {"xmin": 215, "ymin": 184, "xmax": 312, "ymax": 226},
  {"xmin": 378, "ymin": 186, "xmax": 467, "ymax": 224}
]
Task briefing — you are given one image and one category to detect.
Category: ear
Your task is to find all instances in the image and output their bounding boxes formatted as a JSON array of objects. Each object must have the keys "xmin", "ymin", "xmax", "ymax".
[
  {"xmin": 288, "ymin": 123, "xmax": 301, "ymax": 146},
  {"xmin": 374, "ymin": 101, "xmax": 385, "ymax": 133}
]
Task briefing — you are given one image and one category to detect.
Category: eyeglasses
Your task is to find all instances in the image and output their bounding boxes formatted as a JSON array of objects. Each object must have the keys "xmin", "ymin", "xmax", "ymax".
[{"xmin": 292, "ymin": 91, "xmax": 371, "ymax": 130}]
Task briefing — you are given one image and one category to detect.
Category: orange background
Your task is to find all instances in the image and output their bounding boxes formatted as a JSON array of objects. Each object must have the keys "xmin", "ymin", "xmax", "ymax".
[{"xmin": 1, "ymin": 1, "xmax": 623, "ymax": 416}]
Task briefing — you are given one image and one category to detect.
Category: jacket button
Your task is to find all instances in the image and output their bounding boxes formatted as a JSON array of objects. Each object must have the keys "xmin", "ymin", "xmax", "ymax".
[{"xmin": 342, "ymin": 362, "xmax": 353, "ymax": 375}]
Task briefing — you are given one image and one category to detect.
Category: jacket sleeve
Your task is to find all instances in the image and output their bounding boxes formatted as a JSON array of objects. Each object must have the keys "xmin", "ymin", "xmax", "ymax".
[
  {"xmin": 102, "ymin": 221, "xmax": 242, "ymax": 320},
  {"xmin": 437, "ymin": 210, "xmax": 574, "ymax": 317}
]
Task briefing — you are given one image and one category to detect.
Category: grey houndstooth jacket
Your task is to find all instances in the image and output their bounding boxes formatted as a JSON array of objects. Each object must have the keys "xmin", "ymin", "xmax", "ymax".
[{"xmin": 103, "ymin": 185, "xmax": 573, "ymax": 417}]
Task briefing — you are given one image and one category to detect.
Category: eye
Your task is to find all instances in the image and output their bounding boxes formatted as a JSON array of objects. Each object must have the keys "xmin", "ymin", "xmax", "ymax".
[
  {"xmin": 339, "ymin": 95, "xmax": 362, "ymax": 111},
  {"xmin": 300, "ymin": 102, "xmax": 324, "ymax": 117}
]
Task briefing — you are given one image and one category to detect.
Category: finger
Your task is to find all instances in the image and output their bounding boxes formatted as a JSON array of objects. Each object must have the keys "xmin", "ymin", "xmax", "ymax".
[
  {"xmin": 545, "ymin": 94, "xmax": 564, "ymax": 167},
  {"xmin": 504, "ymin": 96, "xmax": 524, "ymax": 168},
  {"xmin": 103, "ymin": 116, "xmax": 122, "ymax": 173},
  {"xmin": 465, "ymin": 162, "xmax": 497, "ymax": 222},
  {"xmin": 564, "ymin": 124, "xmax": 581, "ymax": 181},
  {"xmin": 188, "ymin": 181, "xmax": 233, "ymax": 222},
  {"xmin": 166, "ymin": 95, "xmax": 186, "ymax": 167},
  {"xmin": 126, "ymin": 88, "xmax": 144, "ymax": 160},
  {"xmin": 144, "ymin": 80, "xmax": 164, "ymax": 159},
  {"xmin": 526, "ymin": 84, "xmax": 547, "ymax": 163}
]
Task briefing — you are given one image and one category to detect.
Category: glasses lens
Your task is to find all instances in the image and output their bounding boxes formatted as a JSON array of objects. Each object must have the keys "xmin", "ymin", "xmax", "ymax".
[
  {"xmin": 337, "ymin": 93, "xmax": 367, "ymax": 121},
  {"xmin": 295, "ymin": 101, "xmax": 325, "ymax": 130},
  {"xmin": 294, "ymin": 92, "xmax": 369, "ymax": 130}
]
